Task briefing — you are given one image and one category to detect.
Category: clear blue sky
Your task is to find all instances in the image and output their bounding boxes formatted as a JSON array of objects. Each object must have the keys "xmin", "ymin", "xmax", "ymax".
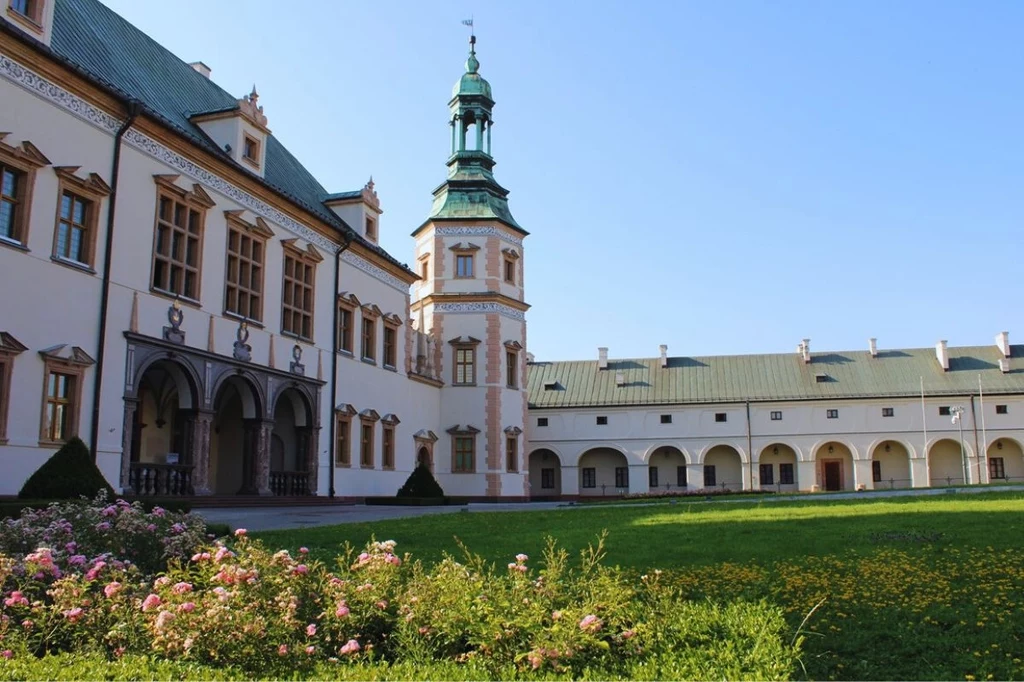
[{"xmin": 100, "ymin": 0, "xmax": 1023, "ymax": 362}]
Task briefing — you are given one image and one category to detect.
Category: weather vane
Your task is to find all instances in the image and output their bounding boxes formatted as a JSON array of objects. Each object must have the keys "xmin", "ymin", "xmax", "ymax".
[{"xmin": 462, "ymin": 16, "xmax": 475, "ymax": 46}]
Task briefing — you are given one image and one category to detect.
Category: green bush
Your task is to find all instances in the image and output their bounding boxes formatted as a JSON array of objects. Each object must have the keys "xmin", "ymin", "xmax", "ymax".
[
  {"xmin": 17, "ymin": 437, "xmax": 115, "ymax": 501},
  {"xmin": 396, "ymin": 464, "xmax": 445, "ymax": 499}
]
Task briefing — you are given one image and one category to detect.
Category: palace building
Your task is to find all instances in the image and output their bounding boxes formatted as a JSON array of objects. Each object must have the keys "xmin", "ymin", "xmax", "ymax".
[{"xmin": 1, "ymin": 0, "xmax": 1021, "ymax": 500}]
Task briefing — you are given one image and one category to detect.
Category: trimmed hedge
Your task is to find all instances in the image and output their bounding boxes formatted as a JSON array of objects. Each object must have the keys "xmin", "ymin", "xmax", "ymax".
[
  {"xmin": 17, "ymin": 437, "xmax": 115, "ymax": 500},
  {"xmin": 396, "ymin": 463, "xmax": 445, "ymax": 499},
  {"xmin": 364, "ymin": 496, "xmax": 460, "ymax": 507}
]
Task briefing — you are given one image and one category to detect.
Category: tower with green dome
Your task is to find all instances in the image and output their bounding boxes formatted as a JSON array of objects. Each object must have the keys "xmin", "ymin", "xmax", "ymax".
[{"xmin": 410, "ymin": 33, "xmax": 530, "ymax": 499}]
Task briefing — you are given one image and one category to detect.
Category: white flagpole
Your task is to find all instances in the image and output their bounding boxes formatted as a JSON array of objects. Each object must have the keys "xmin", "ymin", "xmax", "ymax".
[
  {"xmin": 921, "ymin": 376, "xmax": 928, "ymax": 486},
  {"xmin": 979, "ymin": 374, "xmax": 987, "ymax": 483}
]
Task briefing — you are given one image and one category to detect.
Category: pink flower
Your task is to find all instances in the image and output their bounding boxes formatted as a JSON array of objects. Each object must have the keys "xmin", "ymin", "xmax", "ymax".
[
  {"xmin": 191, "ymin": 552, "xmax": 210, "ymax": 562},
  {"xmin": 104, "ymin": 582, "xmax": 122, "ymax": 598},
  {"xmin": 178, "ymin": 602, "xmax": 196, "ymax": 613},
  {"xmin": 293, "ymin": 564, "xmax": 309, "ymax": 575},
  {"xmin": 154, "ymin": 610, "xmax": 175, "ymax": 630},
  {"xmin": 1, "ymin": 650, "xmax": 12, "ymax": 660},
  {"xmin": 146, "ymin": 524, "xmax": 157, "ymax": 532},
  {"xmin": 4, "ymin": 591, "xmax": 29, "ymax": 608},
  {"xmin": 515, "ymin": 553, "xmax": 529, "ymax": 563},
  {"xmin": 141, "ymin": 594, "xmax": 162, "ymax": 612},
  {"xmin": 528, "ymin": 650, "xmax": 544, "ymax": 670},
  {"xmin": 305, "ymin": 645, "xmax": 315, "ymax": 655},
  {"xmin": 579, "ymin": 614, "xmax": 602, "ymax": 633},
  {"xmin": 299, "ymin": 547, "xmax": 309, "ymax": 555},
  {"xmin": 278, "ymin": 644, "xmax": 288, "ymax": 656},
  {"xmin": 306, "ymin": 623, "xmax": 317, "ymax": 637},
  {"xmin": 64, "ymin": 542, "xmax": 77, "ymax": 552},
  {"xmin": 418, "ymin": 626, "xmax": 429, "ymax": 635},
  {"xmin": 172, "ymin": 582, "xmax": 193, "ymax": 594},
  {"xmin": 339, "ymin": 639, "xmax": 360, "ymax": 655},
  {"xmin": 335, "ymin": 602, "xmax": 350, "ymax": 618},
  {"xmin": 234, "ymin": 528, "xmax": 247, "ymax": 537},
  {"xmin": 376, "ymin": 600, "xmax": 389, "ymax": 610},
  {"xmin": 551, "ymin": 610, "xmax": 562, "ymax": 621},
  {"xmin": 214, "ymin": 547, "xmax": 234, "ymax": 563},
  {"xmin": 101, "ymin": 505, "xmax": 118, "ymax": 517},
  {"xmin": 63, "ymin": 607, "xmax": 84, "ymax": 622},
  {"xmin": 357, "ymin": 552, "xmax": 370, "ymax": 563},
  {"xmin": 67, "ymin": 554, "xmax": 87, "ymax": 566},
  {"xmin": 385, "ymin": 553, "xmax": 401, "ymax": 566},
  {"xmin": 622, "ymin": 629, "xmax": 635, "ymax": 640},
  {"xmin": 95, "ymin": 522, "xmax": 111, "ymax": 531},
  {"xmin": 154, "ymin": 577, "xmax": 170, "ymax": 588},
  {"xmin": 151, "ymin": 507, "xmax": 166, "ymax": 517}
]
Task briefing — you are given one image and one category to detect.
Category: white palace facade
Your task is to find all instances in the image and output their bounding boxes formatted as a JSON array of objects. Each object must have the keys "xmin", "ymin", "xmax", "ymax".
[{"xmin": 1, "ymin": 0, "xmax": 1022, "ymax": 501}]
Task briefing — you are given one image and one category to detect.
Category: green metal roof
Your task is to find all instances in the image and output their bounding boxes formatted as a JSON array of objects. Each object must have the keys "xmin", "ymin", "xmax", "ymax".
[
  {"xmin": 452, "ymin": 51, "xmax": 492, "ymax": 100},
  {"xmin": 527, "ymin": 345, "xmax": 1024, "ymax": 408},
  {"xmin": 46, "ymin": 0, "xmax": 412, "ymax": 276}
]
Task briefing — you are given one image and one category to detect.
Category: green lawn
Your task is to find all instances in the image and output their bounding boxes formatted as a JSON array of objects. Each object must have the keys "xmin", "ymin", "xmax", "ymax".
[{"xmin": 255, "ymin": 492, "xmax": 1024, "ymax": 681}]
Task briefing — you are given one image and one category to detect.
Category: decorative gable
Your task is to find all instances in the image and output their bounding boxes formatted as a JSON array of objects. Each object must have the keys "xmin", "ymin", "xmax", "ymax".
[
  {"xmin": 190, "ymin": 86, "xmax": 270, "ymax": 178},
  {"xmin": 38, "ymin": 344, "xmax": 95, "ymax": 367}
]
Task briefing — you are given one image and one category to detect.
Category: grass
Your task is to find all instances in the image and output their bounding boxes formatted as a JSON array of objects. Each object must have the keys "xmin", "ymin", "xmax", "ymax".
[{"xmin": 255, "ymin": 491, "xmax": 1024, "ymax": 681}]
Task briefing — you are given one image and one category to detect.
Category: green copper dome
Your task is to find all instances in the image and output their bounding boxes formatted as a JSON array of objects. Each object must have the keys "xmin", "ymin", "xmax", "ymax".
[{"xmin": 452, "ymin": 47, "xmax": 492, "ymax": 100}]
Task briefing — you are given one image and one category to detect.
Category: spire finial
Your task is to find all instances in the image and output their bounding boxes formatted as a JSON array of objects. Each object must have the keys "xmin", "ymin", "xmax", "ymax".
[{"xmin": 249, "ymin": 84, "xmax": 258, "ymax": 105}]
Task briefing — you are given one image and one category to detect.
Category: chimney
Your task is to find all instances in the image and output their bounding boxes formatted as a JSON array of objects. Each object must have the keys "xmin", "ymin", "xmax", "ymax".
[
  {"xmin": 996, "ymin": 331, "xmax": 1010, "ymax": 358},
  {"xmin": 598, "ymin": 347, "xmax": 608, "ymax": 370},
  {"xmin": 615, "ymin": 371, "xmax": 625, "ymax": 387},
  {"xmin": 659, "ymin": 344, "xmax": 668, "ymax": 368},
  {"xmin": 189, "ymin": 61, "xmax": 212, "ymax": 79},
  {"xmin": 802, "ymin": 338, "xmax": 811, "ymax": 364},
  {"xmin": 999, "ymin": 358, "xmax": 1010, "ymax": 373},
  {"xmin": 869, "ymin": 338, "xmax": 878, "ymax": 357},
  {"xmin": 935, "ymin": 340, "xmax": 949, "ymax": 371}
]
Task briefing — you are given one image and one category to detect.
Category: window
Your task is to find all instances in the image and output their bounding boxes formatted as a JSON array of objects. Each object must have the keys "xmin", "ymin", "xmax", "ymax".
[
  {"xmin": 455, "ymin": 254, "xmax": 474, "ymax": 278},
  {"xmin": 361, "ymin": 317, "xmax": 376, "ymax": 362},
  {"xmin": 504, "ymin": 257, "xmax": 515, "ymax": 284},
  {"xmin": 53, "ymin": 191, "xmax": 94, "ymax": 267},
  {"xmin": 676, "ymin": 466, "xmax": 687, "ymax": 487},
  {"xmin": 42, "ymin": 370, "xmax": 76, "ymax": 443},
  {"xmin": 281, "ymin": 246, "xmax": 318, "ymax": 341},
  {"xmin": 582, "ymin": 467, "xmax": 596, "ymax": 488},
  {"xmin": 989, "ymin": 457, "xmax": 1006, "ymax": 480},
  {"xmin": 882, "ymin": 407, "xmax": 894, "ymax": 418},
  {"xmin": 152, "ymin": 179, "xmax": 212, "ymax": 301},
  {"xmin": 0, "ymin": 137, "xmax": 47, "ymax": 247},
  {"xmin": 454, "ymin": 436, "xmax": 475, "ymax": 473},
  {"xmin": 337, "ymin": 303, "xmax": 354, "ymax": 353},
  {"xmin": 770, "ymin": 411, "xmax": 782, "ymax": 421},
  {"xmin": 541, "ymin": 468, "xmax": 555, "ymax": 489},
  {"xmin": 360, "ymin": 422, "xmax": 374, "ymax": 468},
  {"xmin": 815, "ymin": 374, "xmax": 828, "ymax": 383},
  {"xmin": 826, "ymin": 409, "xmax": 839, "ymax": 419},
  {"xmin": 715, "ymin": 412, "xmax": 727, "ymax": 423},
  {"xmin": 537, "ymin": 417, "xmax": 548, "ymax": 427},
  {"xmin": 615, "ymin": 467, "xmax": 629, "ymax": 489},
  {"xmin": 703, "ymin": 465, "xmax": 716, "ymax": 487},
  {"xmin": 660, "ymin": 414, "xmax": 672, "ymax": 424},
  {"xmin": 938, "ymin": 406, "xmax": 951, "ymax": 416},
  {"xmin": 779, "ymin": 463, "xmax": 794, "ymax": 485},
  {"xmin": 996, "ymin": 405, "xmax": 1008, "ymax": 415},
  {"xmin": 420, "ymin": 258, "xmax": 429, "ymax": 281},
  {"xmin": 0, "ymin": 339, "xmax": 23, "ymax": 443},
  {"xmin": 242, "ymin": 135, "xmax": 260, "ymax": 166},
  {"xmin": 382, "ymin": 424, "xmax": 395, "ymax": 469},
  {"xmin": 383, "ymin": 325, "xmax": 397, "ymax": 369},
  {"xmin": 596, "ymin": 416, "xmax": 608, "ymax": 425},
  {"xmin": 334, "ymin": 413, "xmax": 351, "ymax": 466},
  {"xmin": 649, "ymin": 466, "xmax": 658, "ymax": 488},
  {"xmin": 506, "ymin": 350, "xmax": 517, "ymax": 388},
  {"xmin": 760, "ymin": 463, "xmax": 774, "ymax": 486},
  {"xmin": 224, "ymin": 216, "xmax": 268, "ymax": 321},
  {"xmin": 365, "ymin": 216, "xmax": 376, "ymax": 242},
  {"xmin": 453, "ymin": 347, "xmax": 475, "ymax": 385},
  {"xmin": 506, "ymin": 435, "xmax": 517, "ymax": 472},
  {"xmin": 8, "ymin": 0, "xmax": 42, "ymax": 25},
  {"xmin": 872, "ymin": 460, "xmax": 882, "ymax": 482}
]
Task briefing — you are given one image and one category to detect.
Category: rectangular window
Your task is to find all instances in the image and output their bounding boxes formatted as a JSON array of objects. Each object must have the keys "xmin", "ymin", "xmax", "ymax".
[
  {"xmin": 9, "ymin": 0, "xmax": 40, "ymax": 22},
  {"xmin": 382, "ymin": 425, "xmax": 394, "ymax": 469},
  {"xmin": 337, "ymin": 305, "xmax": 353, "ymax": 353},
  {"xmin": 43, "ymin": 370, "xmax": 76, "ymax": 443},
  {"xmin": 537, "ymin": 417, "xmax": 548, "ymax": 427},
  {"xmin": 243, "ymin": 135, "xmax": 260, "ymax": 165},
  {"xmin": 454, "ymin": 347, "xmax": 475, "ymax": 384},
  {"xmin": 152, "ymin": 191, "xmax": 205, "ymax": 300},
  {"xmin": 882, "ymin": 407, "xmax": 894, "ymax": 418},
  {"xmin": 361, "ymin": 317, "xmax": 376, "ymax": 361},
  {"xmin": 504, "ymin": 258, "xmax": 515, "ymax": 284},
  {"xmin": 779, "ymin": 463, "xmax": 794, "ymax": 485},
  {"xmin": 335, "ymin": 416, "xmax": 350, "ymax": 466},
  {"xmin": 770, "ymin": 411, "xmax": 782, "ymax": 421},
  {"xmin": 360, "ymin": 423, "xmax": 374, "ymax": 468},
  {"xmin": 938, "ymin": 406, "xmax": 951, "ymax": 416},
  {"xmin": 676, "ymin": 465, "xmax": 687, "ymax": 487},
  {"xmin": 383, "ymin": 325, "xmax": 397, "ymax": 368},
  {"xmin": 0, "ymin": 165, "xmax": 25, "ymax": 243},
  {"xmin": 506, "ymin": 350, "xmax": 517, "ymax": 388},
  {"xmin": 224, "ymin": 226, "xmax": 264, "ymax": 321},
  {"xmin": 365, "ymin": 216, "xmax": 376, "ymax": 241},
  {"xmin": 715, "ymin": 412, "xmax": 727, "ymax": 422},
  {"xmin": 872, "ymin": 460, "xmax": 882, "ymax": 482},
  {"xmin": 660, "ymin": 414, "xmax": 672, "ymax": 424},
  {"xmin": 826, "ymin": 409, "xmax": 839, "ymax": 419},
  {"xmin": 420, "ymin": 259, "xmax": 429, "ymax": 281},
  {"xmin": 759, "ymin": 463, "xmax": 774, "ymax": 485},
  {"xmin": 453, "ymin": 436, "xmax": 474, "ymax": 472},
  {"xmin": 648, "ymin": 466, "xmax": 658, "ymax": 488},
  {"xmin": 455, "ymin": 254, "xmax": 474, "ymax": 278},
  {"xmin": 615, "ymin": 467, "xmax": 629, "ymax": 489},
  {"xmin": 506, "ymin": 436, "xmax": 517, "ymax": 472},
  {"xmin": 281, "ymin": 250, "xmax": 316, "ymax": 340},
  {"xmin": 703, "ymin": 465, "xmax": 716, "ymax": 487},
  {"xmin": 989, "ymin": 457, "xmax": 1006, "ymax": 480},
  {"xmin": 582, "ymin": 467, "xmax": 596, "ymax": 488},
  {"xmin": 596, "ymin": 416, "xmax": 608, "ymax": 425},
  {"xmin": 54, "ymin": 191, "xmax": 93, "ymax": 266},
  {"xmin": 541, "ymin": 468, "xmax": 555, "ymax": 489},
  {"xmin": 996, "ymin": 405, "xmax": 1008, "ymax": 415}
]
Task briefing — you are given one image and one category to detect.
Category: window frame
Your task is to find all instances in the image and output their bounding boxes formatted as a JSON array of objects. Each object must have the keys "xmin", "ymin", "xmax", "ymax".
[
  {"xmin": 770, "ymin": 410, "xmax": 782, "ymax": 421},
  {"xmin": 703, "ymin": 465, "xmax": 716, "ymax": 487},
  {"xmin": 882, "ymin": 407, "xmax": 894, "ymax": 418},
  {"xmin": 989, "ymin": 456, "xmax": 1006, "ymax": 480},
  {"xmin": 872, "ymin": 459, "xmax": 882, "ymax": 482},
  {"xmin": 382, "ymin": 315, "xmax": 401, "ymax": 370},
  {"xmin": 280, "ymin": 241, "xmax": 320, "ymax": 342},
  {"xmin": 596, "ymin": 415, "xmax": 608, "ymax": 426},
  {"xmin": 448, "ymin": 425, "xmax": 479, "ymax": 473},
  {"xmin": 537, "ymin": 417, "xmax": 548, "ymax": 427},
  {"xmin": 995, "ymin": 404, "xmax": 1008, "ymax": 415},
  {"xmin": 39, "ymin": 356, "xmax": 88, "ymax": 446},
  {"xmin": 6, "ymin": 0, "xmax": 44, "ymax": 34},
  {"xmin": 0, "ymin": 135, "xmax": 49, "ymax": 249},
  {"xmin": 505, "ymin": 434, "xmax": 518, "ymax": 473},
  {"xmin": 450, "ymin": 243, "xmax": 480, "ymax": 279},
  {"xmin": 0, "ymin": 333, "xmax": 27, "ymax": 444},
  {"xmin": 336, "ymin": 293, "xmax": 358, "ymax": 354},
  {"xmin": 334, "ymin": 405, "xmax": 355, "ymax": 467},
  {"xmin": 150, "ymin": 176, "xmax": 213, "ymax": 303},
  {"xmin": 242, "ymin": 134, "xmax": 261, "ymax": 168},
  {"xmin": 541, "ymin": 468, "xmax": 555, "ymax": 489},
  {"xmin": 360, "ymin": 304, "xmax": 381, "ymax": 363},
  {"xmin": 715, "ymin": 412, "xmax": 727, "ymax": 423},
  {"xmin": 382, "ymin": 423, "xmax": 395, "ymax": 470},
  {"xmin": 759, "ymin": 462, "xmax": 774, "ymax": 486},
  {"xmin": 826, "ymin": 409, "xmax": 839, "ymax": 419},
  {"xmin": 364, "ymin": 215, "xmax": 377, "ymax": 242},
  {"xmin": 779, "ymin": 463, "xmax": 794, "ymax": 485},
  {"xmin": 50, "ymin": 168, "xmax": 110, "ymax": 271},
  {"xmin": 648, "ymin": 466, "xmax": 658, "ymax": 488},
  {"xmin": 938, "ymin": 406, "xmax": 951, "ymax": 416},
  {"xmin": 505, "ymin": 349, "xmax": 517, "ymax": 388},
  {"xmin": 359, "ymin": 411, "xmax": 379, "ymax": 469},
  {"xmin": 660, "ymin": 414, "xmax": 672, "ymax": 424},
  {"xmin": 223, "ymin": 211, "xmax": 271, "ymax": 323},
  {"xmin": 614, "ymin": 466, "xmax": 629, "ymax": 489},
  {"xmin": 581, "ymin": 467, "xmax": 596, "ymax": 488},
  {"xmin": 450, "ymin": 338, "xmax": 479, "ymax": 385}
]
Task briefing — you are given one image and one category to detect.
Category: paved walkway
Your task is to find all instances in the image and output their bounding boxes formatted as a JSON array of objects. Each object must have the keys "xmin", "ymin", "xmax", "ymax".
[{"xmin": 192, "ymin": 485, "xmax": 1023, "ymax": 532}]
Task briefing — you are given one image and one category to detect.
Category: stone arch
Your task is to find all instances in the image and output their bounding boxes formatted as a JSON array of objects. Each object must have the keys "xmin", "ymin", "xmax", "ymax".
[
  {"xmin": 697, "ymin": 442, "xmax": 748, "ymax": 464},
  {"xmin": 268, "ymin": 386, "xmax": 317, "ymax": 495},
  {"xmin": 528, "ymin": 448, "xmax": 561, "ymax": 498},
  {"xmin": 646, "ymin": 445, "xmax": 688, "ymax": 492},
  {"xmin": 572, "ymin": 442, "xmax": 630, "ymax": 467},
  {"xmin": 987, "ymin": 437, "xmax": 1024, "ymax": 482},
  {"xmin": 577, "ymin": 446, "xmax": 630, "ymax": 496},
  {"xmin": 641, "ymin": 442, "xmax": 691, "ymax": 464},
  {"xmin": 210, "ymin": 370, "xmax": 264, "ymax": 420},
  {"xmin": 210, "ymin": 373, "xmax": 266, "ymax": 495},
  {"xmin": 869, "ymin": 440, "xmax": 913, "ymax": 489},
  {"xmin": 757, "ymin": 443, "xmax": 799, "ymax": 491},
  {"xmin": 928, "ymin": 437, "xmax": 972, "ymax": 486},
  {"xmin": 700, "ymin": 444, "xmax": 744, "ymax": 490},
  {"xmin": 528, "ymin": 444, "xmax": 567, "ymax": 468},
  {"xmin": 131, "ymin": 355, "xmax": 201, "ymax": 410},
  {"xmin": 272, "ymin": 385, "xmax": 314, "ymax": 428},
  {"xmin": 813, "ymin": 441, "xmax": 856, "ymax": 491}
]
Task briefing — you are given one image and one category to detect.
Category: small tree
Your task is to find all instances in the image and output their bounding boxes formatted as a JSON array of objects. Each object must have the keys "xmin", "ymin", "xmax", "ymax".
[
  {"xmin": 18, "ymin": 436, "xmax": 116, "ymax": 500},
  {"xmin": 397, "ymin": 463, "xmax": 445, "ymax": 499}
]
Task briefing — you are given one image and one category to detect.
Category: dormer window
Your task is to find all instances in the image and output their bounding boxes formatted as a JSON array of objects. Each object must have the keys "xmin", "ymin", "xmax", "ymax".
[
  {"xmin": 365, "ymin": 216, "xmax": 377, "ymax": 242},
  {"xmin": 8, "ymin": 0, "xmax": 43, "ymax": 29},
  {"xmin": 242, "ymin": 135, "xmax": 260, "ymax": 167}
]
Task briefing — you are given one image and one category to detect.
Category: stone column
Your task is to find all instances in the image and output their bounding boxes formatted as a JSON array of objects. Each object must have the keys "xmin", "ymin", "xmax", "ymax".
[
  {"xmin": 561, "ymin": 465, "xmax": 579, "ymax": 497},
  {"xmin": 296, "ymin": 425, "xmax": 320, "ymax": 495},
  {"xmin": 184, "ymin": 410, "xmax": 214, "ymax": 495},
  {"xmin": 740, "ymin": 461, "xmax": 754, "ymax": 491},
  {"xmin": 120, "ymin": 399, "xmax": 138, "ymax": 493},
  {"xmin": 853, "ymin": 458, "xmax": 874, "ymax": 491},
  {"xmin": 797, "ymin": 460, "xmax": 818, "ymax": 492},
  {"xmin": 687, "ymin": 463, "xmax": 703, "ymax": 491},
  {"xmin": 240, "ymin": 419, "xmax": 273, "ymax": 496},
  {"xmin": 255, "ymin": 420, "xmax": 274, "ymax": 496},
  {"xmin": 629, "ymin": 463, "xmax": 649, "ymax": 495}
]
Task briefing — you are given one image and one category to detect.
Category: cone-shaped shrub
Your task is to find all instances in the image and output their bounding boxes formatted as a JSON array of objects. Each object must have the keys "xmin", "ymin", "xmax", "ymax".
[
  {"xmin": 396, "ymin": 463, "xmax": 445, "ymax": 498},
  {"xmin": 18, "ymin": 436, "xmax": 116, "ymax": 500}
]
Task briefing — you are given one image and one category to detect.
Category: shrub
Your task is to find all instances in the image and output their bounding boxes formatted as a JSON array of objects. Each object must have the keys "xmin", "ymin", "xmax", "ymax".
[
  {"xmin": 396, "ymin": 464, "xmax": 445, "ymax": 499},
  {"xmin": 17, "ymin": 437, "xmax": 115, "ymax": 501}
]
